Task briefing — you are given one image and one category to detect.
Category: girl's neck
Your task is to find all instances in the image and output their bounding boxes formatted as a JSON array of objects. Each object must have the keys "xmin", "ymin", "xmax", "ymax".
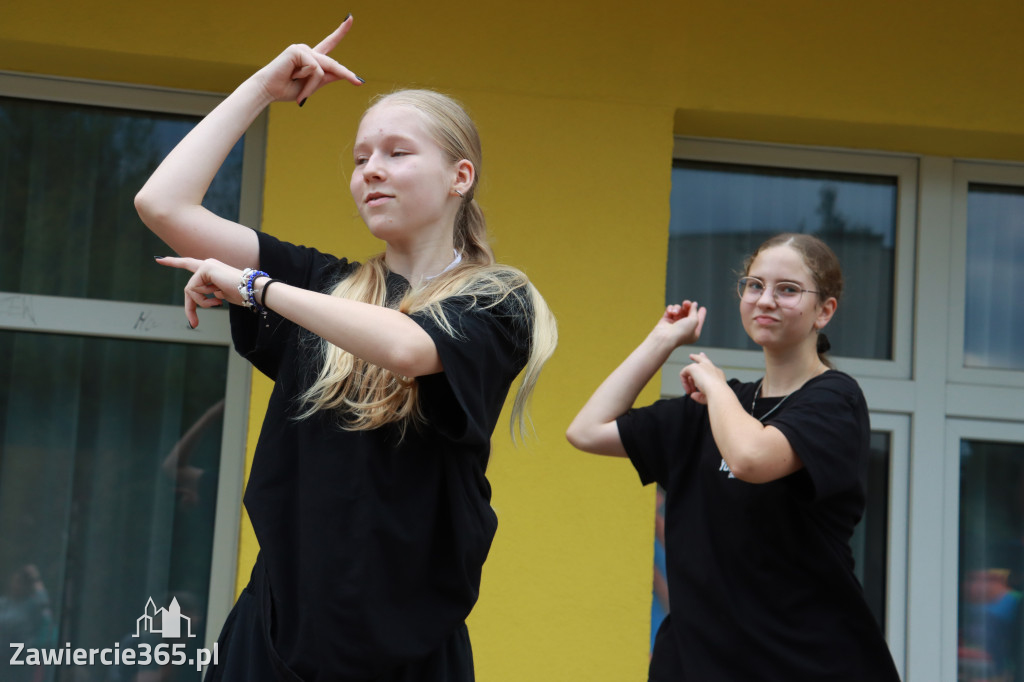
[
  {"xmin": 385, "ymin": 240, "xmax": 458, "ymax": 285},
  {"xmin": 760, "ymin": 345, "xmax": 827, "ymax": 397}
]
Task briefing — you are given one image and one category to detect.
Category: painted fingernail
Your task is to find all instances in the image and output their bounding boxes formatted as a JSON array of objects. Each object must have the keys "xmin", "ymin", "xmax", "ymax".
[
  {"xmin": 298, "ymin": 98, "xmax": 307, "ymax": 108},
  {"xmin": 345, "ymin": 12, "xmax": 352, "ymax": 21},
  {"xmin": 186, "ymin": 319, "xmax": 194, "ymax": 330},
  {"xmin": 355, "ymin": 76, "xmax": 365, "ymax": 84}
]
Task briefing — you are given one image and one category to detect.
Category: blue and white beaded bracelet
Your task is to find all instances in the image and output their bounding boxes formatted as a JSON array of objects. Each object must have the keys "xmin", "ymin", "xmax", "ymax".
[{"xmin": 238, "ymin": 268, "xmax": 270, "ymax": 315}]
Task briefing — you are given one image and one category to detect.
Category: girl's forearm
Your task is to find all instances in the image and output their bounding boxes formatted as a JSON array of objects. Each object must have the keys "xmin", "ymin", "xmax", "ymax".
[
  {"xmin": 566, "ymin": 331, "xmax": 678, "ymax": 454},
  {"xmin": 258, "ymin": 279, "xmax": 442, "ymax": 378}
]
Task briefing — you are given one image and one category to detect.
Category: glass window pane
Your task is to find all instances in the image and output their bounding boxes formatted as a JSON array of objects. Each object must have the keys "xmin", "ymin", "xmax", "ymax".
[
  {"xmin": 0, "ymin": 330, "xmax": 227, "ymax": 682},
  {"xmin": 965, "ymin": 184, "xmax": 1024, "ymax": 370},
  {"xmin": 667, "ymin": 160, "xmax": 898, "ymax": 359},
  {"xmin": 0, "ymin": 95, "xmax": 243, "ymax": 304},
  {"xmin": 958, "ymin": 438, "xmax": 1024, "ymax": 682},
  {"xmin": 851, "ymin": 431, "xmax": 891, "ymax": 628}
]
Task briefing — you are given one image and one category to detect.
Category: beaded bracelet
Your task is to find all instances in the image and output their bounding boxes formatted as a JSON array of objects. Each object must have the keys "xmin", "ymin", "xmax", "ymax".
[{"xmin": 238, "ymin": 268, "xmax": 270, "ymax": 315}]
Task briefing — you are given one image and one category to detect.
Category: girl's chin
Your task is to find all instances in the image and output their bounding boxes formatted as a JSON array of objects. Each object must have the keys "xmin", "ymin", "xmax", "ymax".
[
  {"xmin": 744, "ymin": 328, "xmax": 774, "ymax": 345},
  {"xmin": 365, "ymin": 220, "xmax": 404, "ymax": 242},
  {"xmin": 746, "ymin": 331, "xmax": 789, "ymax": 351}
]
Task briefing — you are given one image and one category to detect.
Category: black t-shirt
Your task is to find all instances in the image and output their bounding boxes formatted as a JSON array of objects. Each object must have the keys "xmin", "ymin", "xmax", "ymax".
[
  {"xmin": 214, "ymin": 232, "xmax": 531, "ymax": 682},
  {"xmin": 617, "ymin": 371, "xmax": 901, "ymax": 682}
]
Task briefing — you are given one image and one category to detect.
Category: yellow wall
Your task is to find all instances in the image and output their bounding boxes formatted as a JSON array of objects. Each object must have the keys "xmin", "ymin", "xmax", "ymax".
[{"xmin": 5, "ymin": 1, "xmax": 1024, "ymax": 679}]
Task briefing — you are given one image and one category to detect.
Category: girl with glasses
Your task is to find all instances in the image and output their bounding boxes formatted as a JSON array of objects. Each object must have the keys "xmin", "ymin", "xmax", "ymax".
[
  {"xmin": 135, "ymin": 16, "xmax": 557, "ymax": 682},
  {"xmin": 566, "ymin": 233, "xmax": 899, "ymax": 681}
]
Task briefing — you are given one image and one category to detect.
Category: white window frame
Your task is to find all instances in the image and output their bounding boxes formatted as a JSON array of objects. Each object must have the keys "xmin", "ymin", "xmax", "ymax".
[
  {"xmin": 942, "ymin": 420, "xmax": 1024, "ymax": 682},
  {"xmin": 948, "ymin": 161, "xmax": 1024, "ymax": 393},
  {"xmin": 663, "ymin": 137, "xmax": 918, "ymax": 390},
  {"xmin": 0, "ymin": 70, "xmax": 265, "ymax": 652}
]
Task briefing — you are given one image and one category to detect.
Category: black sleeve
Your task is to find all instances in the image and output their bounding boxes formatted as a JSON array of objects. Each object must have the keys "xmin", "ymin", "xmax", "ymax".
[
  {"xmin": 411, "ymin": 289, "xmax": 532, "ymax": 446},
  {"xmin": 617, "ymin": 395, "xmax": 704, "ymax": 488},
  {"xmin": 229, "ymin": 231, "xmax": 356, "ymax": 380},
  {"xmin": 766, "ymin": 371, "xmax": 870, "ymax": 501}
]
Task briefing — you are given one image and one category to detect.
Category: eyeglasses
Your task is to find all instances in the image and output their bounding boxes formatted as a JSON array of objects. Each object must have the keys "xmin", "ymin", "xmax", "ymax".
[{"xmin": 737, "ymin": 276, "xmax": 819, "ymax": 308}]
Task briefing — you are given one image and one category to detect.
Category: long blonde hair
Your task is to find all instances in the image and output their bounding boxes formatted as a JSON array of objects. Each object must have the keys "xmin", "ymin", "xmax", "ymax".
[{"xmin": 297, "ymin": 90, "xmax": 557, "ymax": 440}]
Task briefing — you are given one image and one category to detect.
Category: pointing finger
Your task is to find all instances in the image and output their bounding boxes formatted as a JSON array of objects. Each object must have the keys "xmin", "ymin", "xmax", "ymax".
[
  {"xmin": 155, "ymin": 256, "xmax": 202, "ymax": 273},
  {"xmin": 313, "ymin": 14, "xmax": 354, "ymax": 54}
]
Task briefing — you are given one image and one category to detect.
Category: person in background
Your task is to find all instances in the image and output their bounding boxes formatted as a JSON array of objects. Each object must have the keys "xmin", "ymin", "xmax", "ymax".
[{"xmin": 0, "ymin": 564, "xmax": 52, "ymax": 682}]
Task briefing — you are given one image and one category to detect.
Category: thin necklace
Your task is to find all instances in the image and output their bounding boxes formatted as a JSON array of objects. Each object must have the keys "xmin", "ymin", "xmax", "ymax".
[
  {"xmin": 423, "ymin": 249, "xmax": 462, "ymax": 281},
  {"xmin": 750, "ymin": 379, "xmax": 795, "ymax": 422}
]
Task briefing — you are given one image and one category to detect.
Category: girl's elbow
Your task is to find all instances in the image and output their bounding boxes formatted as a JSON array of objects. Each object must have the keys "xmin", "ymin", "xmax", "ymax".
[
  {"xmin": 134, "ymin": 188, "xmax": 170, "ymax": 227},
  {"xmin": 133, "ymin": 189, "xmax": 154, "ymax": 222},
  {"xmin": 729, "ymin": 466, "xmax": 761, "ymax": 483},
  {"xmin": 727, "ymin": 456, "xmax": 781, "ymax": 484},
  {"xmin": 396, "ymin": 344, "xmax": 443, "ymax": 379},
  {"xmin": 565, "ymin": 421, "xmax": 621, "ymax": 456},
  {"xmin": 722, "ymin": 450, "xmax": 763, "ymax": 483},
  {"xmin": 565, "ymin": 415, "xmax": 595, "ymax": 451},
  {"xmin": 565, "ymin": 424, "xmax": 586, "ymax": 451}
]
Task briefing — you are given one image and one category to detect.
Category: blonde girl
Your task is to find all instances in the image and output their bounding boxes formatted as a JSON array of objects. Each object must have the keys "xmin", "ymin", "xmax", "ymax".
[{"xmin": 136, "ymin": 16, "xmax": 556, "ymax": 682}]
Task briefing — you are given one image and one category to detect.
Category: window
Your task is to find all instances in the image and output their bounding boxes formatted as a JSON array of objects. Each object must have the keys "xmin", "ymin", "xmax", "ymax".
[
  {"xmin": 0, "ymin": 73, "xmax": 261, "ymax": 678},
  {"xmin": 957, "ymin": 438, "xmax": 1024, "ymax": 682},
  {"xmin": 950, "ymin": 423, "xmax": 1024, "ymax": 682},
  {"xmin": 668, "ymin": 160, "xmax": 898, "ymax": 359},
  {"xmin": 963, "ymin": 184, "xmax": 1024, "ymax": 372},
  {"xmin": 950, "ymin": 163, "xmax": 1024, "ymax": 384},
  {"xmin": 852, "ymin": 431, "xmax": 893, "ymax": 628},
  {"xmin": 0, "ymin": 94, "xmax": 243, "ymax": 304},
  {"xmin": 664, "ymin": 139, "xmax": 918, "ymax": 383}
]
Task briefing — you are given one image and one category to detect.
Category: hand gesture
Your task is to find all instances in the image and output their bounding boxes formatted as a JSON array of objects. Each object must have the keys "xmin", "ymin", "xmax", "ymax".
[
  {"xmin": 679, "ymin": 352, "xmax": 726, "ymax": 405},
  {"xmin": 156, "ymin": 256, "xmax": 246, "ymax": 329},
  {"xmin": 254, "ymin": 15, "xmax": 364, "ymax": 106},
  {"xmin": 652, "ymin": 300, "xmax": 707, "ymax": 350}
]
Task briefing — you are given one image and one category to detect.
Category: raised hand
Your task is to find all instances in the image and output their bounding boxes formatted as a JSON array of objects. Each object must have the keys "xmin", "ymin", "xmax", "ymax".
[
  {"xmin": 254, "ymin": 15, "xmax": 364, "ymax": 106},
  {"xmin": 652, "ymin": 300, "xmax": 707, "ymax": 349}
]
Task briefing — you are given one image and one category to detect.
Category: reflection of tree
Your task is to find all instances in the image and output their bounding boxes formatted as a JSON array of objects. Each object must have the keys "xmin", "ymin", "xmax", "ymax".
[
  {"xmin": 665, "ymin": 174, "xmax": 898, "ymax": 359},
  {"xmin": 816, "ymin": 184, "xmax": 878, "ymax": 238},
  {"xmin": 0, "ymin": 95, "xmax": 243, "ymax": 305},
  {"xmin": 811, "ymin": 184, "xmax": 894, "ymax": 359}
]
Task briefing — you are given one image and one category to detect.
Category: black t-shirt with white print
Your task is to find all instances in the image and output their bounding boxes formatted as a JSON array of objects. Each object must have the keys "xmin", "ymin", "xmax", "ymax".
[{"xmin": 617, "ymin": 371, "xmax": 900, "ymax": 682}]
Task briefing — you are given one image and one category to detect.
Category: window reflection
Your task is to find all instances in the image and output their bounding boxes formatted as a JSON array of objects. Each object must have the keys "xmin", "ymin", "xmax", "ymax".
[
  {"xmin": 0, "ymin": 90, "xmax": 241, "ymax": 682},
  {"xmin": 852, "ymin": 431, "xmax": 891, "ymax": 628},
  {"xmin": 965, "ymin": 184, "xmax": 1024, "ymax": 371},
  {"xmin": 0, "ymin": 95, "xmax": 243, "ymax": 305},
  {"xmin": 959, "ymin": 439, "xmax": 1024, "ymax": 682},
  {"xmin": 667, "ymin": 160, "xmax": 897, "ymax": 359},
  {"xmin": 0, "ymin": 331, "xmax": 227, "ymax": 682}
]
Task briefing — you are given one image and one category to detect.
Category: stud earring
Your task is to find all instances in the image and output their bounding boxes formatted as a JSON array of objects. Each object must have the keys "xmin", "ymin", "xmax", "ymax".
[{"xmin": 454, "ymin": 189, "xmax": 464, "ymax": 198}]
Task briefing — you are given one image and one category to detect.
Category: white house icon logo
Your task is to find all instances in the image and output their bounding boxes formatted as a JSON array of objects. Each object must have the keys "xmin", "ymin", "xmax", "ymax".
[{"xmin": 133, "ymin": 597, "xmax": 196, "ymax": 639}]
